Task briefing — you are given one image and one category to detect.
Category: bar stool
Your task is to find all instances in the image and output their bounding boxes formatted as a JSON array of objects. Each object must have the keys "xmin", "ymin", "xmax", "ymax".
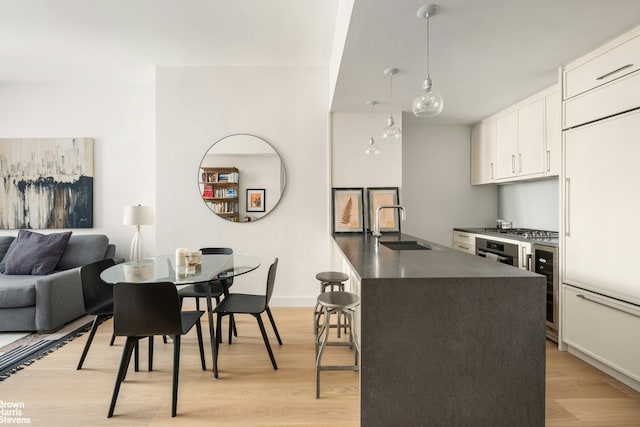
[
  {"xmin": 314, "ymin": 271, "xmax": 349, "ymax": 337},
  {"xmin": 315, "ymin": 291, "xmax": 361, "ymax": 399}
]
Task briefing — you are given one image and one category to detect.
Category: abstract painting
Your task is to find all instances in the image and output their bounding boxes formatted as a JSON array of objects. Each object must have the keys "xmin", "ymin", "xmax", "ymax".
[
  {"xmin": 332, "ymin": 187, "xmax": 364, "ymax": 233},
  {"xmin": 0, "ymin": 138, "xmax": 94, "ymax": 229}
]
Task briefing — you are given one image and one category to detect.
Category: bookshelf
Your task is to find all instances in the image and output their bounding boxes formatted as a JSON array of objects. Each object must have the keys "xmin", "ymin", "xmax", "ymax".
[{"xmin": 200, "ymin": 167, "xmax": 239, "ymax": 222}]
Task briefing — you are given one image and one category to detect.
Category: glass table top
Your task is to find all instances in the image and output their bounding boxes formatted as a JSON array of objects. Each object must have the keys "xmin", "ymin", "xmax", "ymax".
[{"xmin": 100, "ymin": 253, "xmax": 261, "ymax": 285}]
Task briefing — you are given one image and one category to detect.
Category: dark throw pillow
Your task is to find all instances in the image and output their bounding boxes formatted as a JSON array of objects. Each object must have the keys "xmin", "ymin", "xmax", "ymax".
[
  {"xmin": 0, "ymin": 237, "xmax": 17, "ymax": 273},
  {"xmin": 3, "ymin": 230, "xmax": 73, "ymax": 275}
]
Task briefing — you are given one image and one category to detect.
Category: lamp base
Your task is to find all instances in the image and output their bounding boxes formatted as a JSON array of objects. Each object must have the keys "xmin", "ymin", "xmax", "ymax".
[{"xmin": 130, "ymin": 226, "xmax": 144, "ymax": 261}]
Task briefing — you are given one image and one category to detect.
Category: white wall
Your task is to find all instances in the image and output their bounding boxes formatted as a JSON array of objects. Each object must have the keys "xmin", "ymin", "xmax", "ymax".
[
  {"xmin": 401, "ymin": 114, "xmax": 498, "ymax": 246},
  {"xmin": 0, "ymin": 82, "xmax": 156, "ymax": 258},
  {"xmin": 498, "ymin": 178, "xmax": 559, "ymax": 231},
  {"xmin": 331, "ymin": 111, "xmax": 402, "ymax": 231},
  {"xmin": 155, "ymin": 66, "xmax": 330, "ymax": 306}
]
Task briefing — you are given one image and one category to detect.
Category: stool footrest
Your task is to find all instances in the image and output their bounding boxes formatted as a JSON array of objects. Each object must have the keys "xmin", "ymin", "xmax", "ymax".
[{"xmin": 318, "ymin": 365, "xmax": 359, "ymax": 371}]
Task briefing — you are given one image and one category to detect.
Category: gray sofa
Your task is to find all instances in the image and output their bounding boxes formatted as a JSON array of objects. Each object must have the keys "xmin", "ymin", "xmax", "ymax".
[{"xmin": 0, "ymin": 234, "xmax": 116, "ymax": 332}]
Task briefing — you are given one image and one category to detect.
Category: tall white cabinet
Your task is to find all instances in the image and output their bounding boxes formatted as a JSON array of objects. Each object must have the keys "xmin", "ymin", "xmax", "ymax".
[{"xmin": 560, "ymin": 24, "xmax": 640, "ymax": 391}]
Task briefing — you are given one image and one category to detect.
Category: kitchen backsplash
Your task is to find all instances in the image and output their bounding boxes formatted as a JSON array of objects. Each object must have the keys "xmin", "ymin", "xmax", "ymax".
[{"xmin": 497, "ymin": 177, "xmax": 559, "ymax": 231}]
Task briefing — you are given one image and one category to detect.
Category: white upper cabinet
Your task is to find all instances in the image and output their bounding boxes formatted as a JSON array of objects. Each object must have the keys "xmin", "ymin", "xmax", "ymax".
[
  {"xmin": 517, "ymin": 98, "xmax": 545, "ymax": 177},
  {"xmin": 470, "ymin": 119, "xmax": 496, "ymax": 185},
  {"xmin": 564, "ymin": 30, "xmax": 640, "ymax": 100},
  {"xmin": 495, "ymin": 110, "xmax": 519, "ymax": 179},
  {"xmin": 544, "ymin": 90, "xmax": 561, "ymax": 176},
  {"xmin": 474, "ymin": 85, "xmax": 558, "ymax": 184}
]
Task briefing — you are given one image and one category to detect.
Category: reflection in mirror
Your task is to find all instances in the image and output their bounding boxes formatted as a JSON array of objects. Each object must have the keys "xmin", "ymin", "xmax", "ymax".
[{"xmin": 199, "ymin": 134, "xmax": 286, "ymax": 222}]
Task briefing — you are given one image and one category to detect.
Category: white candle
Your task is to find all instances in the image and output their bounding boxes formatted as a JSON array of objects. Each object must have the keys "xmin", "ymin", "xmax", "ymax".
[{"xmin": 175, "ymin": 248, "xmax": 188, "ymax": 266}]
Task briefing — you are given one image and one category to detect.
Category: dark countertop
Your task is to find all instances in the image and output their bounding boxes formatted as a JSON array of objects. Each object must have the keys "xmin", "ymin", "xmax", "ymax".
[
  {"xmin": 454, "ymin": 227, "xmax": 559, "ymax": 247},
  {"xmin": 333, "ymin": 232, "xmax": 540, "ymax": 279}
]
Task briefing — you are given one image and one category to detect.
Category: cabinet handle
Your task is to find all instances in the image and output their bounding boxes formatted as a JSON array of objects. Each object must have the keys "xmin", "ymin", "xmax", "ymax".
[
  {"xmin": 490, "ymin": 162, "xmax": 494, "ymax": 180},
  {"xmin": 564, "ymin": 178, "xmax": 571, "ymax": 236},
  {"xmin": 596, "ymin": 63, "xmax": 634, "ymax": 81},
  {"xmin": 511, "ymin": 155, "xmax": 515, "ymax": 173},
  {"xmin": 576, "ymin": 294, "xmax": 640, "ymax": 319},
  {"xmin": 546, "ymin": 150, "xmax": 551, "ymax": 172},
  {"xmin": 521, "ymin": 246, "xmax": 527, "ymax": 268},
  {"xmin": 518, "ymin": 153, "xmax": 522, "ymax": 172}
]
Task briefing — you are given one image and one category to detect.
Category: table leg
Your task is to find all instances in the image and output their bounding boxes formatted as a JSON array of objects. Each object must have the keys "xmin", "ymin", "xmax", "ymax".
[{"xmin": 205, "ymin": 284, "xmax": 219, "ymax": 378}]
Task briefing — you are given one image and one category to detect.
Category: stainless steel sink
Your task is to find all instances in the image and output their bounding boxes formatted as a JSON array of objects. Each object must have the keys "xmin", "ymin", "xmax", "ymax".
[{"xmin": 380, "ymin": 240, "xmax": 432, "ymax": 250}]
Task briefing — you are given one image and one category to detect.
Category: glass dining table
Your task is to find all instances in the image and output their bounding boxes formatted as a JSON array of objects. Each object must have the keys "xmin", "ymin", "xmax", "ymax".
[{"xmin": 100, "ymin": 253, "xmax": 261, "ymax": 379}]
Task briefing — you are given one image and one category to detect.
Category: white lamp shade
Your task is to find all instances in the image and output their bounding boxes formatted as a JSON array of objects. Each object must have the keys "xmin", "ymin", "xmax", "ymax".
[{"xmin": 123, "ymin": 205, "xmax": 155, "ymax": 226}]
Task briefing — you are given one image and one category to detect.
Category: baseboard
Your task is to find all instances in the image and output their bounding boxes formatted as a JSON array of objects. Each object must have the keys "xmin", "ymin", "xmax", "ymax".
[{"xmin": 567, "ymin": 345, "xmax": 640, "ymax": 392}]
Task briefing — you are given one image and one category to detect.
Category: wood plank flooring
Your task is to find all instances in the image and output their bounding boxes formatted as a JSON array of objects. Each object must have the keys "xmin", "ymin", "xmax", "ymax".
[{"xmin": 1, "ymin": 307, "xmax": 639, "ymax": 426}]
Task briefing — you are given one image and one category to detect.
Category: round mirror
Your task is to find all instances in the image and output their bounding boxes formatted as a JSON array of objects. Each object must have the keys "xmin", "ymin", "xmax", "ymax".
[{"xmin": 199, "ymin": 134, "xmax": 286, "ymax": 222}]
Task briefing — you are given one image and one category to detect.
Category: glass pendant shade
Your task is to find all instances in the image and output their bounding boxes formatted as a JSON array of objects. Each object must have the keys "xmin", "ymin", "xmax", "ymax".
[
  {"xmin": 365, "ymin": 136, "xmax": 381, "ymax": 155},
  {"xmin": 382, "ymin": 115, "xmax": 402, "ymax": 140},
  {"xmin": 382, "ymin": 67, "xmax": 402, "ymax": 141},
  {"xmin": 412, "ymin": 79, "xmax": 444, "ymax": 117},
  {"xmin": 414, "ymin": 4, "xmax": 443, "ymax": 118},
  {"xmin": 365, "ymin": 101, "xmax": 381, "ymax": 155}
]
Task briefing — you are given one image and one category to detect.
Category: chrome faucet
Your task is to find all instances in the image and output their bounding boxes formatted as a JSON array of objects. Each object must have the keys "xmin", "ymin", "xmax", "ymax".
[{"xmin": 372, "ymin": 205, "xmax": 406, "ymax": 237}]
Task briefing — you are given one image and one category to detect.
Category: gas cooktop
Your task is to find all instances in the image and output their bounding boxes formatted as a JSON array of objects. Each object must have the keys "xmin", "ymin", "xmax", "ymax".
[{"xmin": 483, "ymin": 228, "xmax": 559, "ymax": 240}]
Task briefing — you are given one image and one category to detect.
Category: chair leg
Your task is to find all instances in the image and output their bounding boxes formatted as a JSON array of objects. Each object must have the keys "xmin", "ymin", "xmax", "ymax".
[
  {"xmin": 108, "ymin": 337, "xmax": 137, "ymax": 418},
  {"xmin": 215, "ymin": 312, "xmax": 223, "ymax": 371},
  {"xmin": 171, "ymin": 335, "xmax": 180, "ymax": 417},
  {"xmin": 265, "ymin": 306, "xmax": 282, "ymax": 345},
  {"xmin": 134, "ymin": 341, "xmax": 139, "ymax": 372},
  {"xmin": 255, "ymin": 314, "xmax": 278, "ymax": 370},
  {"xmin": 228, "ymin": 314, "xmax": 233, "ymax": 345},
  {"xmin": 195, "ymin": 319, "xmax": 206, "ymax": 371},
  {"xmin": 148, "ymin": 336, "xmax": 154, "ymax": 371},
  {"xmin": 110, "ymin": 334, "xmax": 116, "ymax": 346},
  {"xmin": 231, "ymin": 313, "xmax": 238, "ymax": 337},
  {"xmin": 77, "ymin": 314, "xmax": 103, "ymax": 370}
]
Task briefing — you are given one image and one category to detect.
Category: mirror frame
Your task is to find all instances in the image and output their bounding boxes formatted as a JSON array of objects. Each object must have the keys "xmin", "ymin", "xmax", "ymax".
[{"xmin": 198, "ymin": 134, "xmax": 286, "ymax": 223}]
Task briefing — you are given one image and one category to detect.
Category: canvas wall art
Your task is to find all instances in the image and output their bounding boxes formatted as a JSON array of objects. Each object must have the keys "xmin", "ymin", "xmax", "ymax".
[{"xmin": 0, "ymin": 138, "xmax": 94, "ymax": 229}]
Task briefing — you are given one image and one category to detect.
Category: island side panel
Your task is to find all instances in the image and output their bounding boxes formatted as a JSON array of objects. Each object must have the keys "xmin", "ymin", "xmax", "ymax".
[{"xmin": 360, "ymin": 276, "xmax": 546, "ymax": 427}]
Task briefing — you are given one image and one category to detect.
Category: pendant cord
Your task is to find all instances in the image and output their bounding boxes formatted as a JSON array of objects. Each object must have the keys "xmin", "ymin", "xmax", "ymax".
[{"xmin": 426, "ymin": 14, "xmax": 431, "ymax": 79}]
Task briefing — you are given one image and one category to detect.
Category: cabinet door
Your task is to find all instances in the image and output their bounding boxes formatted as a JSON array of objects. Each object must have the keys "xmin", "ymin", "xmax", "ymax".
[
  {"xmin": 495, "ymin": 111, "xmax": 518, "ymax": 179},
  {"xmin": 563, "ymin": 285, "xmax": 640, "ymax": 383},
  {"xmin": 563, "ymin": 109, "xmax": 640, "ymax": 303},
  {"xmin": 517, "ymin": 98, "xmax": 545, "ymax": 177},
  {"xmin": 470, "ymin": 120, "xmax": 496, "ymax": 185},
  {"xmin": 545, "ymin": 91, "xmax": 561, "ymax": 176}
]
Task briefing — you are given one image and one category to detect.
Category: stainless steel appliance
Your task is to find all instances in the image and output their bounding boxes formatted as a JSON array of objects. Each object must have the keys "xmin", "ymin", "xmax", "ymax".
[
  {"xmin": 476, "ymin": 237, "xmax": 520, "ymax": 267},
  {"xmin": 531, "ymin": 243, "xmax": 559, "ymax": 342}
]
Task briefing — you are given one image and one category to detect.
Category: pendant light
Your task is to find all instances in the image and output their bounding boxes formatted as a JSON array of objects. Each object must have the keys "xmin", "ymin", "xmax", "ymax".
[
  {"xmin": 365, "ymin": 101, "xmax": 381, "ymax": 155},
  {"xmin": 412, "ymin": 4, "xmax": 444, "ymax": 117},
  {"xmin": 382, "ymin": 67, "xmax": 402, "ymax": 141}
]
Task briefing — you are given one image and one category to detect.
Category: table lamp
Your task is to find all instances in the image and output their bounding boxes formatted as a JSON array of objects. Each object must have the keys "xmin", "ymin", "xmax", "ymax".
[{"xmin": 123, "ymin": 205, "xmax": 154, "ymax": 261}]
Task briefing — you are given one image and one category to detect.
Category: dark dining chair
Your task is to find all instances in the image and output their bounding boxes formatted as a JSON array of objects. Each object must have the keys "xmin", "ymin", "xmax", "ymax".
[
  {"xmin": 108, "ymin": 282, "xmax": 206, "ymax": 418},
  {"xmin": 77, "ymin": 258, "xmax": 117, "ymax": 370},
  {"xmin": 178, "ymin": 247, "xmax": 237, "ymax": 341},
  {"xmin": 214, "ymin": 257, "xmax": 282, "ymax": 371}
]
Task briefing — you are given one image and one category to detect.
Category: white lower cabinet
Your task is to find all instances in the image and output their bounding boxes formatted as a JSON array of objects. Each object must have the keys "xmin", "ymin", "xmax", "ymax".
[
  {"xmin": 452, "ymin": 231, "xmax": 476, "ymax": 255},
  {"xmin": 563, "ymin": 284, "xmax": 640, "ymax": 387}
]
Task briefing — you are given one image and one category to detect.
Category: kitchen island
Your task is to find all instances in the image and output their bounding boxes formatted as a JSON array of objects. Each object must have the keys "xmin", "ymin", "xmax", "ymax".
[{"xmin": 333, "ymin": 232, "xmax": 546, "ymax": 427}]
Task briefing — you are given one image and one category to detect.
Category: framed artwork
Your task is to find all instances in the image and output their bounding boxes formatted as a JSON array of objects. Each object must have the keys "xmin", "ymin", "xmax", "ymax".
[
  {"xmin": 367, "ymin": 187, "xmax": 400, "ymax": 233},
  {"xmin": 246, "ymin": 188, "xmax": 265, "ymax": 212},
  {"xmin": 332, "ymin": 188, "xmax": 364, "ymax": 233},
  {"xmin": 0, "ymin": 137, "xmax": 94, "ymax": 229}
]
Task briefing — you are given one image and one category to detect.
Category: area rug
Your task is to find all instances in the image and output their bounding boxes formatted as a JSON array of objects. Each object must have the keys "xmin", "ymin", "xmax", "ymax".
[{"xmin": 0, "ymin": 316, "xmax": 94, "ymax": 381}]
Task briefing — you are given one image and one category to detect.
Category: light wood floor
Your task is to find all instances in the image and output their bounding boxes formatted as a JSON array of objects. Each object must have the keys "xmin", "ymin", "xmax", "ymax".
[{"xmin": 1, "ymin": 307, "xmax": 639, "ymax": 426}]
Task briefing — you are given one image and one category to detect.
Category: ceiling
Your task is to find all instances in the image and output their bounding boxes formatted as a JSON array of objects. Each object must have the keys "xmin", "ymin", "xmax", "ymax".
[
  {"xmin": 0, "ymin": 0, "xmax": 338, "ymax": 84},
  {"xmin": 332, "ymin": 0, "xmax": 640, "ymax": 123},
  {"xmin": 1, "ymin": 0, "xmax": 640, "ymax": 125}
]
